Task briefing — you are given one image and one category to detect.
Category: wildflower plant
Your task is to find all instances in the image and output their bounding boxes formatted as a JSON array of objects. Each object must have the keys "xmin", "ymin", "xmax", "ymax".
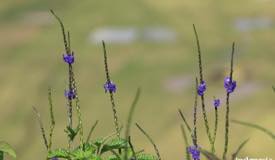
[
  {"xmin": 34, "ymin": 10, "xmax": 160, "ymax": 160},
  {"xmin": 178, "ymin": 25, "xmax": 250, "ymax": 160},
  {"xmin": 31, "ymin": 10, "xmax": 275, "ymax": 160}
]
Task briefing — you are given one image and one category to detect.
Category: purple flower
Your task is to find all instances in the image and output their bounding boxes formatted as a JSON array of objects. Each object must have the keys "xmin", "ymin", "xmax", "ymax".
[
  {"xmin": 104, "ymin": 81, "xmax": 116, "ymax": 93},
  {"xmin": 224, "ymin": 77, "xmax": 237, "ymax": 93},
  {"xmin": 51, "ymin": 158, "xmax": 58, "ymax": 160},
  {"xmin": 65, "ymin": 89, "xmax": 76, "ymax": 100},
  {"xmin": 197, "ymin": 81, "xmax": 206, "ymax": 96},
  {"xmin": 213, "ymin": 98, "xmax": 221, "ymax": 108},
  {"xmin": 63, "ymin": 53, "xmax": 74, "ymax": 64},
  {"xmin": 188, "ymin": 146, "xmax": 200, "ymax": 160}
]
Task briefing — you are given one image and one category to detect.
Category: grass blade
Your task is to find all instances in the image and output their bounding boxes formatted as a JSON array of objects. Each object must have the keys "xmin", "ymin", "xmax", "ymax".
[
  {"xmin": 232, "ymin": 120, "xmax": 275, "ymax": 140},
  {"xmin": 178, "ymin": 109, "xmax": 191, "ymax": 133},
  {"xmin": 86, "ymin": 120, "xmax": 99, "ymax": 143},
  {"xmin": 200, "ymin": 149, "xmax": 220, "ymax": 160},
  {"xmin": 232, "ymin": 139, "xmax": 249, "ymax": 160},
  {"xmin": 180, "ymin": 125, "xmax": 190, "ymax": 160},
  {"xmin": 136, "ymin": 123, "xmax": 162, "ymax": 160},
  {"xmin": 124, "ymin": 88, "xmax": 141, "ymax": 160}
]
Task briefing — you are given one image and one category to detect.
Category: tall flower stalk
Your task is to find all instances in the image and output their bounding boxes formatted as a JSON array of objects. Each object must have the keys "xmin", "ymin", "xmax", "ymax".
[
  {"xmin": 102, "ymin": 41, "xmax": 120, "ymax": 138},
  {"xmin": 192, "ymin": 78, "xmax": 199, "ymax": 147},
  {"xmin": 193, "ymin": 24, "xmax": 212, "ymax": 147},
  {"xmin": 50, "ymin": 10, "xmax": 84, "ymax": 148},
  {"xmin": 223, "ymin": 42, "xmax": 236, "ymax": 160}
]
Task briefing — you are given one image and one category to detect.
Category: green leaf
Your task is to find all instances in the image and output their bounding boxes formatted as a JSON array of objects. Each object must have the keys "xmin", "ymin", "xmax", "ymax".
[
  {"xmin": 65, "ymin": 125, "xmax": 80, "ymax": 141},
  {"xmin": 107, "ymin": 155, "xmax": 120, "ymax": 160},
  {"xmin": 47, "ymin": 148, "xmax": 70, "ymax": 159},
  {"xmin": 0, "ymin": 151, "xmax": 3, "ymax": 160},
  {"xmin": 136, "ymin": 153, "xmax": 158, "ymax": 160},
  {"xmin": 232, "ymin": 139, "xmax": 249, "ymax": 160},
  {"xmin": 200, "ymin": 149, "xmax": 220, "ymax": 160},
  {"xmin": 0, "ymin": 141, "xmax": 16, "ymax": 158},
  {"xmin": 93, "ymin": 138, "xmax": 128, "ymax": 153},
  {"xmin": 232, "ymin": 120, "xmax": 275, "ymax": 140},
  {"xmin": 70, "ymin": 146, "xmax": 97, "ymax": 159}
]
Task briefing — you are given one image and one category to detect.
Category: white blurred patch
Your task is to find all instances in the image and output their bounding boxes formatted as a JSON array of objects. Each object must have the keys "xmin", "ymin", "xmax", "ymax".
[
  {"xmin": 89, "ymin": 27, "xmax": 177, "ymax": 44},
  {"xmin": 234, "ymin": 17, "xmax": 273, "ymax": 32}
]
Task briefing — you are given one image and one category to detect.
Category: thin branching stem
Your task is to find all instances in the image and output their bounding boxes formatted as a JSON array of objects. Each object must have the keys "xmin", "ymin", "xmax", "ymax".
[
  {"xmin": 193, "ymin": 78, "xmax": 199, "ymax": 147},
  {"xmin": 102, "ymin": 41, "xmax": 120, "ymax": 138},
  {"xmin": 67, "ymin": 31, "xmax": 71, "ymax": 53},
  {"xmin": 50, "ymin": 9, "xmax": 74, "ymax": 149},
  {"xmin": 50, "ymin": 10, "xmax": 69, "ymax": 54},
  {"xmin": 193, "ymin": 24, "xmax": 212, "ymax": 145},
  {"xmin": 136, "ymin": 123, "xmax": 162, "ymax": 160},
  {"xmin": 48, "ymin": 88, "xmax": 55, "ymax": 150},
  {"xmin": 211, "ymin": 107, "xmax": 218, "ymax": 153},
  {"xmin": 223, "ymin": 42, "xmax": 235, "ymax": 160},
  {"xmin": 71, "ymin": 70, "xmax": 84, "ymax": 147},
  {"xmin": 33, "ymin": 107, "xmax": 49, "ymax": 151}
]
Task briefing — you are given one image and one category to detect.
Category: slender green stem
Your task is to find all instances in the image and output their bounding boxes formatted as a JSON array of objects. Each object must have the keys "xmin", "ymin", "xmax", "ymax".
[
  {"xmin": 180, "ymin": 125, "xmax": 190, "ymax": 160},
  {"xmin": 71, "ymin": 70, "xmax": 84, "ymax": 147},
  {"xmin": 86, "ymin": 120, "xmax": 99, "ymax": 143},
  {"xmin": 192, "ymin": 78, "xmax": 198, "ymax": 147},
  {"xmin": 128, "ymin": 136, "xmax": 137, "ymax": 160},
  {"xmin": 33, "ymin": 107, "xmax": 49, "ymax": 151},
  {"xmin": 193, "ymin": 24, "xmax": 212, "ymax": 145},
  {"xmin": 223, "ymin": 42, "xmax": 235, "ymax": 160},
  {"xmin": 50, "ymin": 9, "xmax": 74, "ymax": 149},
  {"xmin": 178, "ymin": 109, "xmax": 191, "ymax": 133},
  {"xmin": 136, "ymin": 123, "xmax": 162, "ymax": 160},
  {"xmin": 211, "ymin": 107, "xmax": 218, "ymax": 153},
  {"xmin": 124, "ymin": 88, "xmax": 141, "ymax": 160},
  {"xmin": 102, "ymin": 41, "xmax": 120, "ymax": 138},
  {"xmin": 48, "ymin": 88, "xmax": 55, "ymax": 150}
]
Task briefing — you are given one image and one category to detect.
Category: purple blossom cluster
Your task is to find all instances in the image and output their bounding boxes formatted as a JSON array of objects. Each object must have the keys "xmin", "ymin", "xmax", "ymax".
[
  {"xmin": 213, "ymin": 98, "xmax": 221, "ymax": 108},
  {"xmin": 224, "ymin": 77, "xmax": 237, "ymax": 94},
  {"xmin": 104, "ymin": 81, "xmax": 117, "ymax": 93},
  {"xmin": 197, "ymin": 81, "xmax": 206, "ymax": 96},
  {"xmin": 63, "ymin": 53, "xmax": 74, "ymax": 64},
  {"xmin": 65, "ymin": 89, "xmax": 76, "ymax": 100},
  {"xmin": 188, "ymin": 146, "xmax": 200, "ymax": 160}
]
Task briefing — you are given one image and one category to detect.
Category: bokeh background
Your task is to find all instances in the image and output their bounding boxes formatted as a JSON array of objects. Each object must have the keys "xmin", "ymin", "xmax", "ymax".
[{"xmin": 0, "ymin": 0, "xmax": 275, "ymax": 159}]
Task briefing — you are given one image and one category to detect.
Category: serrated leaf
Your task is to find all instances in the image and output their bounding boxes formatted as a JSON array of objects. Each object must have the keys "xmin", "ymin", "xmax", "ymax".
[
  {"xmin": 93, "ymin": 138, "xmax": 128, "ymax": 153},
  {"xmin": 107, "ymin": 155, "xmax": 120, "ymax": 160},
  {"xmin": 136, "ymin": 153, "xmax": 158, "ymax": 160},
  {"xmin": 200, "ymin": 149, "xmax": 220, "ymax": 160},
  {"xmin": 47, "ymin": 148, "xmax": 70, "ymax": 159},
  {"xmin": 70, "ymin": 147, "xmax": 96, "ymax": 159},
  {"xmin": 0, "ymin": 141, "xmax": 16, "ymax": 158}
]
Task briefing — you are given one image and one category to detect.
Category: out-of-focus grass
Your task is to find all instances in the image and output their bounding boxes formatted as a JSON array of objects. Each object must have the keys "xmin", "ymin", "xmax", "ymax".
[{"xmin": 0, "ymin": 0, "xmax": 275, "ymax": 159}]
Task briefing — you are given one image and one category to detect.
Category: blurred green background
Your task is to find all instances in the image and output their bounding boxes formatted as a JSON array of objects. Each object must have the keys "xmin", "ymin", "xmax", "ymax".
[{"xmin": 0, "ymin": 0, "xmax": 275, "ymax": 159}]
